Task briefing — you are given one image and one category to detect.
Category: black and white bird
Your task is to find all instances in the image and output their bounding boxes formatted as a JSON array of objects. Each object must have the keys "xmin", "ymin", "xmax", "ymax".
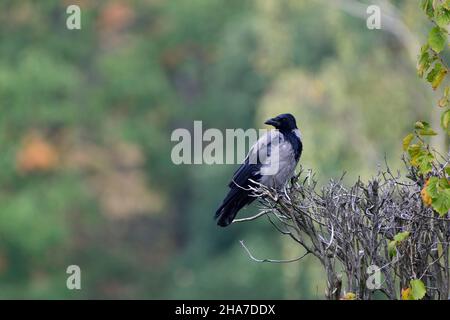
[{"xmin": 215, "ymin": 113, "xmax": 302, "ymax": 227}]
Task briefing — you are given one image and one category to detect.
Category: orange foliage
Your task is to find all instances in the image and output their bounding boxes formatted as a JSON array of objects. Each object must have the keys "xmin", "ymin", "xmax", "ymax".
[
  {"xmin": 16, "ymin": 134, "xmax": 59, "ymax": 173},
  {"xmin": 98, "ymin": 2, "xmax": 134, "ymax": 32},
  {"xmin": 401, "ymin": 287, "xmax": 413, "ymax": 300},
  {"xmin": 421, "ymin": 179, "xmax": 432, "ymax": 206}
]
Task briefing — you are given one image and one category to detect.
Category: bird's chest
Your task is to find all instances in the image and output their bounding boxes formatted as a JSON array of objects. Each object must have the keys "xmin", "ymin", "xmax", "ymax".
[{"xmin": 259, "ymin": 142, "xmax": 297, "ymax": 189}]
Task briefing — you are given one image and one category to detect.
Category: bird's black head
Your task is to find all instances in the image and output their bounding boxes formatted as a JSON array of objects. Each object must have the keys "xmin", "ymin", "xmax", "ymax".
[{"xmin": 264, "ymin": 113, "xmax": 298, "ymax": 131}]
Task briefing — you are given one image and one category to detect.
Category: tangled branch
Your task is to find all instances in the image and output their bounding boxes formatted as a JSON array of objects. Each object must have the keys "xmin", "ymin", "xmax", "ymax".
[{"xmin": 237, "ymin": 156, "xmax": 450, "ymax": 300}]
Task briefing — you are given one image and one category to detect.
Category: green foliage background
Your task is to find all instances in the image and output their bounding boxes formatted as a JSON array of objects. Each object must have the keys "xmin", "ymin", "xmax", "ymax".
[{"xmin": 0, "ymin": 0, "xmax": 436, "ymax": 298}]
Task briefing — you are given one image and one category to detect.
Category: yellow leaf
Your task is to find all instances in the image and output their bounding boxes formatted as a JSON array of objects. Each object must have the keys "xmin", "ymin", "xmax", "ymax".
[
  {"xmin": 402, "ymin": 133, "xmax": 414, "ymax": 151},
  {"xmin": 421, "ymin": 179, "xmax": 433, "ymax": 206},
  {"xmin": 414, "ymin": 121, "xmax": 425, "ymax": 129},
  {"xmin": 438, "ymin": 96, "xmax": 448, "ymax": 107},
  {"xmin": 341, "ymin": 292, "xmax": 356, "ymax": 300},
  {"xmin": 432, "ymin": 68, "xmax": 447, "ymax": 90},
  {"xmin": 401, "ymin": 288, "xmax": 413, "ymax": 300}
]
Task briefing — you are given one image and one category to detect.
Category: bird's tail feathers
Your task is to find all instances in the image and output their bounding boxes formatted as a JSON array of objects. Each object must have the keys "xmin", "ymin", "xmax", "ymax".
[{"xmin": 215, "ymin": 191, "xmax": 249, "ymax": 227}]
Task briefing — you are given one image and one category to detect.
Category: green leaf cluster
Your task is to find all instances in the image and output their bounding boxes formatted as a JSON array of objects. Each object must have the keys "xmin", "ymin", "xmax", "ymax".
[
  {"xmin": 426, "ymin": 177, "xmax": 450, "ymax": 216},
  {"xmin": 405, "ymin": 141, "xmax": 434, "ymax": 174},
  {"xmin": 418, "ymin": 1, "xmax": 449, "ymax": 90},
  {"xmin": 413, "ymin": 1, "xmax": 450, "ymax": 218}
]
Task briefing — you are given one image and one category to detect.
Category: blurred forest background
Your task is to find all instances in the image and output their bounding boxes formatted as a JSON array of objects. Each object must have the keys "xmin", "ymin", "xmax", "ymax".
[{"xmin": 0, "ymin": 0, "xmax": 439, "ymax": 298}]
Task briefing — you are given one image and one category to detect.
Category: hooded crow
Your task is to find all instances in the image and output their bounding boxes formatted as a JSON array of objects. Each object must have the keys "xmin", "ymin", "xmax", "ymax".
[{"xmin": 215, "ymin": 113, "xmax": 302, "ymax": 227}]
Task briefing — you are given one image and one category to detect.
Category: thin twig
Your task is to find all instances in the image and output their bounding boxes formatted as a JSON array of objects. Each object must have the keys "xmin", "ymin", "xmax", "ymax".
[{"xmin": 239, "ymin": 240, "xmax": 310, "ymax": 263}]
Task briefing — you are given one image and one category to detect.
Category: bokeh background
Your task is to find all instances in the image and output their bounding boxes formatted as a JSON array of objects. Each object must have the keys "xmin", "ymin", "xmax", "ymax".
[{"xmin": 0, "ymin": 0, "xmax": 439, "ymax": 298}]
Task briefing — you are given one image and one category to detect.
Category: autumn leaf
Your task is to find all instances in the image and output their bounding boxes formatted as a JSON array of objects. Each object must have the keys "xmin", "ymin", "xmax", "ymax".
[
  {"xmin": 401, "ymin": 287, "xmax": 413, "ymax": 300},
  {"xmin": 433, "ymin": 67, "xmax": 447, "ymax": 90},
  {"xmin": 426, "ymin": 63, "xmax": 447, "ymax": 90},
  {"xmin": 407, "ymin": 142, "xmax": 434, "ymax": 174},
  {"xmin": 438, "ymin": 96, "xmax": 448, "ymax": 107},
  {"xmin": 402, "ymin": 133, "xmax": 414, "ymax": 151},
  {"xmin": 401, "ymin": 280, "xmax": 426, "ymax": 300},
  {"xmin": 421, "ymin": 179, "xmax": 433, "ymax": 206},
  {"xmin": 414, "ymin": 121, "xmax": 425, "ymax": 129},
  {"xmin": 341, "ymin": 292, "xmax": 356, "ymax": 300},
  {"xmin": 417, "ymin": 44, "xmax": 431, "ymax": 77}
]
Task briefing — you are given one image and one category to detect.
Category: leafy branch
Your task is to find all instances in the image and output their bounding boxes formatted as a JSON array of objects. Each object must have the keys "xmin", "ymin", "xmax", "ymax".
[{"xmin": 406, "ymin": 0, "xmax": 450, "ymax": 221}]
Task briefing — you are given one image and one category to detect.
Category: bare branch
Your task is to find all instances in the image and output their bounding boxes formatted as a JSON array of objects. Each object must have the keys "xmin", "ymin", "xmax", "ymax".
[
  {"xmin": 232, "ymin": 211, "xmax": 268, "ymax": 223},
  {"xmin": 239, "ymin": 240, "xmax": 310, "ymax": 264}
]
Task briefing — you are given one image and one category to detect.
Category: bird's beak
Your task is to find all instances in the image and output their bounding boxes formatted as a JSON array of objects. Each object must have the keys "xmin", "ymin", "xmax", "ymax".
[{"xmin": 264, "ymin": 117, "xmax": 280, "ymax": 127}]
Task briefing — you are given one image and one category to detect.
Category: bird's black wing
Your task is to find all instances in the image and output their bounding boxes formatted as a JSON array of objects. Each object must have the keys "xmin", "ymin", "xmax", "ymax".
[
  {"xmin": 228, "ymin": 130, "xmax": 276, "ymax": 188},
  {"xmin": 215, "ymin": 159, "xmax": 261, "ymax": 225},
  {"xmin": 215, "ymin": 131, "xmax": 278, "ymax": 226},
  {"xmin": 228, "ymin": 130, "xmax": 279, "ymax": 188},
  {"xmin": 228, "ymin": 157, "xmax": 260, "ymax": 188}
]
